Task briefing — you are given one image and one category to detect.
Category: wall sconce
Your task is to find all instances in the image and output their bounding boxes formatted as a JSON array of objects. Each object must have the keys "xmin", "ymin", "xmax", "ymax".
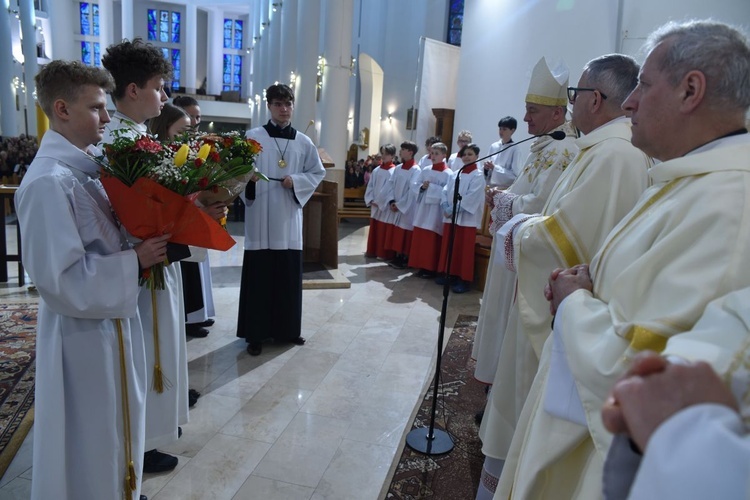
[
  {"xmin": 289, "ymin": 71, "xmax": 297, "ymax": 90},
  {"xmin": 349, "ymin": 56, "xmax": 356, "ymax": 77},
  {"xmin": 272, "ymin": 2, "xmax": 282, "ymax": 12},
  {"xmin": 387, "ymin": 113, "xmax": 393, "ymax": 123}
]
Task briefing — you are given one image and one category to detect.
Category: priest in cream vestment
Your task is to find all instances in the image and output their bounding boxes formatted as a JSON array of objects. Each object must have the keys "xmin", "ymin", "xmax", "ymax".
[
  {"xmin": 477, "ymin": 55, "xmax": 651, "ymax": 496},
  {"xmin": 601, "ymin": 288, "xmax": 750, "ymax": 499},
  {"xmin": 472, "ymin": 57, "xmax": 577, "ymax": 386},
  {"xmin": 496, "ymin": 20, "xmax": 750, "ymax": 500}
]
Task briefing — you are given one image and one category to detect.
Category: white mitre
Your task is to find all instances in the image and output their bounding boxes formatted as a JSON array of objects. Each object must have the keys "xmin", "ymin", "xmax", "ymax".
[{"xmin": 526, "ymin": 56, "xmax": 569, "ymax": 107}]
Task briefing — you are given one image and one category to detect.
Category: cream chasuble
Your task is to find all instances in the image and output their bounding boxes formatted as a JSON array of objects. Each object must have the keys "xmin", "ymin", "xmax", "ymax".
[
  {"xmin": 19, "ymin": 130, "xmax": 146, "ymax": 500},
  {"xmin": 472, "ymin": 122, "xmax": 577, "ymax": 383},
  {"xmin": 497, "ymin": 134, "xmax": 750, "ymax": 500},
  {"xmin": 479, "ymin": 119, "xmax": 651, "ymax": 461}
]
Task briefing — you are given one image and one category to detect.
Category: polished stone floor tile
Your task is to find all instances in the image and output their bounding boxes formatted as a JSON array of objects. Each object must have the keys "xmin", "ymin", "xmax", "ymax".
[{"xmin": 233, "ymin": 475, "xmax": 315, "ymax": 500}]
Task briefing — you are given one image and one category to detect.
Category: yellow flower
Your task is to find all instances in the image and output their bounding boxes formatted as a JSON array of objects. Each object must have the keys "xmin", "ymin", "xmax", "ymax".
[
  {"xmin": 198, "ymin": 144, "xmax": 211, "ymax": 161},
  {"xmin": 174, "ymin": 144, "xmax": 189, "ymax": 167}
]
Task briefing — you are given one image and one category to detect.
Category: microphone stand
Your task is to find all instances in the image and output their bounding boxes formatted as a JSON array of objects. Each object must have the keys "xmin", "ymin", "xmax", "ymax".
[
  {"xmin": 405, "ymin": 131, "xmax": 565, "ymax": 455},
  {"xmin": 405, "ymin": 162, "xmax": 473, "ymax": 455}
]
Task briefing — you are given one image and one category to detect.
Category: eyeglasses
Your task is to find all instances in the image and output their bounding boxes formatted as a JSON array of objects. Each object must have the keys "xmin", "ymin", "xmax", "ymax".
[
  {"xmin": 567, "ymin": 87, "xmax": 607, "ymax": 103},
  {"xmin": 270, "ymin": 101, "xmax": 294, "ymax": 109}
]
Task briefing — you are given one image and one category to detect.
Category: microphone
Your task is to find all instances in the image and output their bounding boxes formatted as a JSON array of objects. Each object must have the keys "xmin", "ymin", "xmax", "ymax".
[{"xmin": 475, "ymin": 130, "xmax": 567, "ymax": 167}]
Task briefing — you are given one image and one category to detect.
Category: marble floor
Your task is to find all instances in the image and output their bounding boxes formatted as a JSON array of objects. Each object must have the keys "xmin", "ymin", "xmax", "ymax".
[{"xmin": 0, "ymin": 221, "xmax": 481, "ymax": 500}]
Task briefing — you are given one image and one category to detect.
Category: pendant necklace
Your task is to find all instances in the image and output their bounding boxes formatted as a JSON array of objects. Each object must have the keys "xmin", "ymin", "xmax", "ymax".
[{"xmin": 272, "ymin": 136, "xmax": 290, "ymax": 168}]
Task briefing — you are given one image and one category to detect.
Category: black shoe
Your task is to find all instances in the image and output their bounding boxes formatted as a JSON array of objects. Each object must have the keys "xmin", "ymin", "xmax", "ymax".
[
  {"xmin": 186, "ymin": 324, "xmax": 209, "ymax": 338},
  {"xmin": 416, "ymin": 269, "xmax": 436, "ymax": 279},
  {"xmin": 247, "ymin": 342, "xmax": 262, "ymax": 356},
  {"xmin": 196, "ymin": 318, "xmax": 215, "ymax": 328},
  {"xmin": 291, "ymin": 337, "xmax": 306, "ymax": 346},
  {"xmin": 188, "ymin": 388, "xmax": 201, "ymax": 408},
  {"xmin": 388, "ymin": 257, "xmax": 407, "ymax": 269},
  {"xmin": 140, "ymin": 496, "xmax": 148, "ymax": 500},
  {"xmin": 178, "ymin": 426, "xmax": 182, "ymax": 439},
  {"xmin": 143, "ymin": 449, "xmax": 178, "ymax": 473}
]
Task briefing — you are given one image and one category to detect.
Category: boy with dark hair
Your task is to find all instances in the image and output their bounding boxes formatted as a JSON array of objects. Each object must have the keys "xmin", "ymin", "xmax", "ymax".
[
  {"xmin": 384, "ymin": 140, "xmax": 421, "ymax": 268},
  {"xmin": 484, "ymin": 115, "xmax": 522, "ymax": 187},
  {"xmin": 18, "ymin": 60, "xmax": 169, "ymax": 500},
  {"xmin": 101, "ymin": 38, "xmax": 187, "ymax": 475},
  {"xmin": 364, "ymin": 143, "xmax": 397, "ymax": 259},
  {"xmin": 408, "ymin": 142, "xmax": 455, "ymax": 277},
  {"xmin": 238, "ymin": 83, "xmax": 325, "ymax": 356},
  {"xmin": 418, "ymin": 135, "xmax": 442, "ymax": 168}
]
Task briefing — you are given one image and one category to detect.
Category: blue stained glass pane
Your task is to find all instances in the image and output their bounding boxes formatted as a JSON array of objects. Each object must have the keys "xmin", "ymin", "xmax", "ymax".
[
  {"xmin": 223, "ymin": 54, "xmax": 231, "ymax": 73},
  {"xmin": 81, "ymin": 41, "xmax": 91, "ymax": 66},
  {"xmin": 223, "ymin": 85, "xmax": 230, "ymax": 91},
  {"xmin": 171, "ymin": 12, "xmax": 180, "ymax": 43},
  {"xmin": 80, "ymin": 2, "xmax": 90, "ymax": 35},
  {"xmin": 234, "ymin": 55, "xmax": 242, "ymax": 68},
  {"xmin": 172, "ymin": 50, "xmax": 180, "ymax": 89},
  {"xmin": 224, "ymin": 19, "xmax": 232, "ymax": 30},
  {"xmin": 224, "ymin": 32, "xmax": 231, "ymax": 49},
  {"xmin": 148, "ymin": 9, "xmax": 157, "ymax": 40},
  {"xmin": 223, "ymin": 74, "xmax": 231, "ymax": 84},
  {"xmin": 234, "ymin": 20, "xmax": 243, "ymax": 49},
  {"xmin": 160, "ymin": 10, "xmax": 169, "ymax": 43},
  {"xmin": 94, "ymin": 42, "xmax": 100, "ymax": 66},
  {"xmin": 161, "ymin": 48, "xmax": 169, "ymax": 60},
  {"xmin": 233, "ymin": 74, "xmax": 240, "ymax": 85},
  {"xmin": 93, "ymin": 3, "xmax": 99, "ymax": 36}
]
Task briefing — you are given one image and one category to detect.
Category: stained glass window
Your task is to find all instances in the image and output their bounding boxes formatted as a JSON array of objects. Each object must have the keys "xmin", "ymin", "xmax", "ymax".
[
  {"xmin": 161, "ymin": 47, "xmax": 169, "ymax": 61},
  {"xmin": 94, "ymin": 42, "xmax": 100, "ymax": 66},
  {"xmin": 160, "ymin": 11, "xmax": 169, "ymax": 43},
  {"xmin": 224, "ymin": 19, "xmax": 232, "ymax": 49},
  {"xmin": 148, "ymin": 9, "xmax": 157, "ymax": 40},
  {"xmin": 171, "ymin": 12, "xmax": 180, "ymax": 43},
  {"xmin": 80, "ymin": 2, "xmax": 90, "ymax": 35},
  {"xmin": 447, "ymin": 0, "xmax": 464, "ymax": 47},
  {"xmin": 92, "ymin": 3, "xmax": 99, "ymax": 36},
  {"xmin": 234, "ymin": 20, "xmax": 243, "ymax": 50},
  {"xmin": 171, "ymin": 49, "xmax": 181, "ymax": 90},
  {"xmin": 223, "ymin": 54, "xmax": 231, "ymax": 90},
  {"xmin": 81, "ymin": 41, "xmax": 92, "ymax": 66}
]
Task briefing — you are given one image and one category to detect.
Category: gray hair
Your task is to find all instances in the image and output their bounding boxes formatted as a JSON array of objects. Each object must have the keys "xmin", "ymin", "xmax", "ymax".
[
  {"xmin": 583, "ymin": 54, "xmax": 639, "ymax": 108},
  {"xmin": 645, "ymin": 20, "xmax": 750, "ymax": 111}
]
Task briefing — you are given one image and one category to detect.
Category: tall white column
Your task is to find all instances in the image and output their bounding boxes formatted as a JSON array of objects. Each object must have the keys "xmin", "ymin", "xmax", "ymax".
[
  {"xmin": 0, "ymin": 0, "xmax": 17, "ymax": 135},
  {"xmin": 250, "ymin": 0, "xmax": 261, "ymax": 126},
  {"xmin": 319, "ymin": 0, "xmax": 353, "ymax": 184},
  {"xmin": 184, "ymin": 3, "xmax": 197, "ymax": 92},
  {"xmin": 120, "ymin": 0, "xmax": 134, "ymax": 41},
  {"xmin": 268, "ymin": 1, "xmax": 281, "ymax": 84},
  {"xmin": 46, "ymin": 0, "xmax": 76, "ymax": 60},
  {"xmin": 259, "ymin": 0, "xmax": 270, "ymax": 123},
  {"xmin": 98, "ymin": 0, "xmax": 113, "ymax": 52},
  {"xmin": 279, "ymin": 0, "xmax": 297, "ymax": 88},
  {"xmin": 206, "ymin": 9, "xmax": 223, "ymax": 95},
  {"xmin": 294, "ymin": 0, "xmax": 320, "ymax": 140},
  {"xmin": 18, "ymin": 0, "xmax": 37, "ymax": 135}
]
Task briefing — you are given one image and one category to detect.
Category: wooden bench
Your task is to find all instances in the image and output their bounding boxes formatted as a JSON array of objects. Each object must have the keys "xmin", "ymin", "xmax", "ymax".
[{"xmin": 339, "ymin": 186, "xmax": 369, "ymax": 222}]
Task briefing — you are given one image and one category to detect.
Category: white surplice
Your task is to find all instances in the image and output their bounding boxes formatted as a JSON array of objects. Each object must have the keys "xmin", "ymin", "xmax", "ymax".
[
  {"xmin": 382, "ymin": 161, "xmax": 421, "ymax": 230},
  {"xmin": 479, "ymin": 119, "xmax": 651, "ymax": 460},
  {"xmin": 472, "ymin": 122, "xmax": 577, "ymax": 384},
  {"xmin": 101, "ymin": 113, "xmax": 189, "ymax": 451},
  {"xmin": 601, "ymin": 286, "xmax": 750, "ymax": 500},
  {"xmin": 242, "ymin": 126, "xmax": 325, "ymax": 250},
  {"xmin": 17, "ymin": 130, "xmax": 146, "ymax": 500},
  {"xmin": 364, "ymin": 163, "xmax": 395, "ymax": 221},
  {"xmin": 497, "ymin": 133, "xmax": 750, "ymax": 500},
  {"xmin": 486, "ymin": 139, "xmax": 524, "ymax": 188},
  {"xmin": 412, "ymin": 164, "xmax": 455, "ymax": 235}
]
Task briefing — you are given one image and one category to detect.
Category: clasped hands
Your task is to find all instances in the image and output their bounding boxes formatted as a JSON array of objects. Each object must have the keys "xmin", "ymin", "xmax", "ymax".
[
  {"xmin": 601, "ymin": 351, "xmax": 738, "ymax": 452},
  {"xmin": 544, "ymin": 263, "xmax": 593, "ymax": 315}
]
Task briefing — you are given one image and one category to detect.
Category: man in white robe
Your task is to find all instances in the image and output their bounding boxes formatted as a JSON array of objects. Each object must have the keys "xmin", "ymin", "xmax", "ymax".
[
  {"xmin": 477, "ymin": 54, "xmax": 651, "ymax": 497},
  {"xmin": 472, "ymin": 56, "xmax": 577, "ymax": 387},
  {"xmin": 237, "ymin": 83, "xmax": 326, "ymax": 356},
  {"xmin": 18, "ymin": 60, "xmax": 169, "ymax": 500},
  {"xmin": 101, "ymin": 38, "xmax": 188, "ymax": 474},
  {"xmin": 601, "ymin": 289, "xmax": 750, "ymax": 499},
  {"xmin": 497, "ymin": 20, "xmax": 750, "ymax": 499}
]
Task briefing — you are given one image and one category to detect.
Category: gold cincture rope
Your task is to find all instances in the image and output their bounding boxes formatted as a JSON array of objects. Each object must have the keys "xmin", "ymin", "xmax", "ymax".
[
  {"xmin": 150, "ymin": 287, "xmax": 172, "ymax": 393},
  {"xmin": 115, "ymin": 319, "xmax": 137, "ymax": 497}
]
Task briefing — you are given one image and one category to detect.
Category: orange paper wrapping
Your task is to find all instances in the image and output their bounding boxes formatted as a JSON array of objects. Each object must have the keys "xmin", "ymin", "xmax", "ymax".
[{"xmin": 100, "ymin": 175, "xmax": 236, "ymax": 251}]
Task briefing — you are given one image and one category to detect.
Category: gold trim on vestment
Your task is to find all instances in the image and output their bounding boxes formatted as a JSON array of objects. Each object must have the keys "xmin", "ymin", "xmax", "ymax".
[
  {"xmin": 625, "ymin": 324, "xmax": 668, "ymax": 352},
  {"xmin": 115, "ymin": 319, "xmax": 137, "ymax": 497},
  {"xmin": 543, "ymin": 215, "xmax": 582, "ymax": 268},
  {"xmin": 525, "ymin": 93, "xmax": 568, "ymax": 107}
]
